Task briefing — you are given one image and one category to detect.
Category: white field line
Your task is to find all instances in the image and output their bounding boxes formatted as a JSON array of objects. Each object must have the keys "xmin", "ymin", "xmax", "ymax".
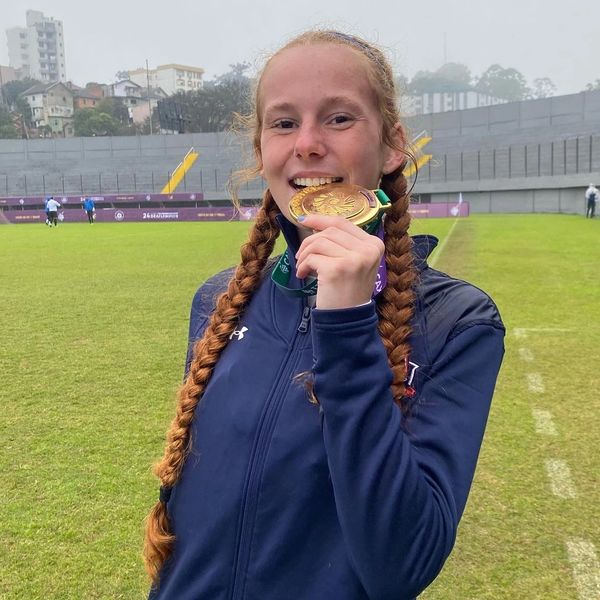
[
  {"xmin": 527, "ymin": 373, "xmax": 545, "ymax": 393},
  {"xmin": 531, "ymin": 409, "xmax": 558, "ymax": 436},
  {"xmin": 428, "ymin": 218, "xmax": 459, "ymax": 268},
  {"xmin": 544, "ymin": 459, "xmax": 577, "ymax": 499},
  {"xmin": 565, "ymin": 540, "xmax": 600, "ymax": 600},
  {"xmin": 519, "ymin": 347, "xmax": 534, "ymax": 362}
]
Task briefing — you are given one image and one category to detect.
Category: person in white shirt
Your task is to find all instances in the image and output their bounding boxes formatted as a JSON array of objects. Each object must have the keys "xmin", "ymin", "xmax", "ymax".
[
  {"xmin": 585, "ymin": 184, "xmax": 598, "ymax": 218},
  {"xmin": 46, "ymin": 197, "xmax": 61, "ymax": 227}
]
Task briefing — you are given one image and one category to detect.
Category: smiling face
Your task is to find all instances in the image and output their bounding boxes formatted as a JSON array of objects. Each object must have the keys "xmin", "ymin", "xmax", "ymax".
[{"xmin": 258, "ymin": 43, "xmax": 404, "ymax": 226}]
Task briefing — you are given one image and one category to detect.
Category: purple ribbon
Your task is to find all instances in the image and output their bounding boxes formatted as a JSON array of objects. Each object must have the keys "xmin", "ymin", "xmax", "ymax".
[{"xmin": 372, "ymin": 222, "xmax": 387, "ymax": 297}]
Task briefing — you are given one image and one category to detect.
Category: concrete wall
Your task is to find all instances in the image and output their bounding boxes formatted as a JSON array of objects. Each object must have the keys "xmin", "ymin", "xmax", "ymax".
[
  {"xmin": 418, "ymin": 177, "xmax": 590, "ymax": 215},
  {"xmin": 405, "ymin": 90, "xmax": 600, "ymax": 141},
  {"xmin": 426, "ymin": 188, "xmax": 584, "ymax": 215}
]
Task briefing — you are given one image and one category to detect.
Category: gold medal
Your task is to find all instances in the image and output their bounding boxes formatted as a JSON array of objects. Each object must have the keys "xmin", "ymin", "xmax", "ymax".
[{"xmin": 289, "ymin": 183, "xmax": 391, "ymax": 230}]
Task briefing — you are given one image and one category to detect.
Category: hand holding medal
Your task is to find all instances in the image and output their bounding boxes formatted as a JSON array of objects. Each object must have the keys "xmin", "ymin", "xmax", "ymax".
[{"xmin": 290, "ymin": 183, "xmax": 390, "ymax": 310}]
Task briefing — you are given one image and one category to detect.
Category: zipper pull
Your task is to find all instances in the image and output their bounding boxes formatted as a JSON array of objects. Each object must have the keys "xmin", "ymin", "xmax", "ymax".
[{"xmin": 298, "ymin": 306, "xmax": 311, "ymax": 333}]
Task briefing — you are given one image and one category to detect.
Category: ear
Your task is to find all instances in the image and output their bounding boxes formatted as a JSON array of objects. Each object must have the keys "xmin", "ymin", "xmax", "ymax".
[{"xmin": 381, "ymin": 122, "xmax": 408, "ymax": 175}]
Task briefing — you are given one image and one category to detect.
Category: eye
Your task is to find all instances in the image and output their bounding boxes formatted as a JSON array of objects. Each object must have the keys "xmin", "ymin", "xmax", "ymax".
[
  {"xmin": 328, "ymin": 114, "xmax": 353, "ymax": 126},
  {"xmin": 273, "ymin": 119, "xmax": 296, "ymax": 129}
]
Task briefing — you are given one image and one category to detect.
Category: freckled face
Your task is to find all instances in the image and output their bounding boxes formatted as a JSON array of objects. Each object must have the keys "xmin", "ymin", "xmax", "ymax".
[{"xmin": 258, "ymin": 43, "xmax": 400, "ymax": 222}]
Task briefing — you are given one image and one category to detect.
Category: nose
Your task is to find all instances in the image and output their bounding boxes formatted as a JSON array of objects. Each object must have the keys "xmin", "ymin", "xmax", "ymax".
[{"xmin": 294, "ymin": 122, "xmax": 326, "ymax": 159}]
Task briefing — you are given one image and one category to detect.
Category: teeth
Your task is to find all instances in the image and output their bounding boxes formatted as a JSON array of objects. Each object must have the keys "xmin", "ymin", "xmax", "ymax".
[{"xmin": 293, "ymin": 177, "xmax": 342, "ymax": 187}]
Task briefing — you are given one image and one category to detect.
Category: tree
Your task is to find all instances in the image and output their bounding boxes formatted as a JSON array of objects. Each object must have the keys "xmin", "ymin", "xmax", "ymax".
[
  {"xmin": 139, "ymin": 109, "xmax": 159, "ymax": 135},
  {"xmin": 408, "ymin": 62, "xmax": 473, "ymax": 94},
  {"xmin": 115, "ymin": 70, "xmax": 130, "ymax": 81},
  {"xmin": 585, "ymin": 79, "xmax": 600, "ymax": 91},
  {"xmin": 171, "ymin": 63, "xmax": 252, "ymax": 132},
  {"xmin": 14, "ymin": 96, "xmax": 32, "ymax": 128},
  {"xmin": 216, "ymin": 62, "xmax": 251, "ymax": 84},
  {"xmin": 74, "ymin": 108, "xmax": 120, "ymax": 136},
  {"xmin": 0, "ymin": 105, "xmax": 18, "ymax": 138},
  {"xmin": 0, "ymin": 125, "xmax": 18, "ymax": 138},
  {"xmin": 436, "ymin": 62, "xmax": 472, "ymax": 87},
  {"xmin": 97, "ymin": 97, "xmax": 131, "ymax": 128},
  {"xmin": 530, "ymin": 77, "xmax": 557, "ymax": 99},
  {"xmin": 1, "ymin": 78, "xmax": 41, "ymax": 106},
  {"xmin": 475, "ymin": 64, "xmax": 530, "ymax": 101}
]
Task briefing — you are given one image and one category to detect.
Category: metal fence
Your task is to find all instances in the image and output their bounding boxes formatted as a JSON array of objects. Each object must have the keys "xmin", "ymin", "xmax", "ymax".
[
  {"xmin": 0, "ymin": 134, "xmax": 598, "ymax": 198},
  {"xmin": 0, "ymin": 168, "xmax": 267, "ymax": 197},
  {"xmin": 422, "ymin": 134, "xmax": 599, "ymax": 184}
]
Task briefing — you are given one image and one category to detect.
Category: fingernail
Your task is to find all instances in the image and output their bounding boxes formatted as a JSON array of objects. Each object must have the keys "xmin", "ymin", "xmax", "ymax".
[{"xmin": 297, "ymin": 216, "xmax": 305, "ymax": 222}]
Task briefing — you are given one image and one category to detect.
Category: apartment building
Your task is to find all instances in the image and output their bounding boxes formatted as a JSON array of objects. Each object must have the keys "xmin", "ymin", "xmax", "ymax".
[
  {"xmin": 402, "ymin": 91, "xmax": 506, "ymax": 116},
  {"xmin": 6, "ymin": 10, "xmax": 67, "ymax": 83},
  {"xmin": 128, "ymin": 64, "xmax": 204, "ymax": 96}
]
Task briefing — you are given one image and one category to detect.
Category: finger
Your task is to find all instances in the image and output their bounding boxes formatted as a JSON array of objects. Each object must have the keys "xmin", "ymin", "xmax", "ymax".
[
  {"xmin": 297, "ymin": 225, "xmax": 377, "ymax": 256},
  {"xmin": 295, "ymin": 236, "xmax": 350, "ymax": 269},
  {"xmin": 296, "ymin": 244, "xmax": 382, "ymax": 281},
  {"xmin": 296, "ymin": 252, "xmax": 345, "ymax": 280},
  {"xmin": 298, "ymin": 214, "xmax": 368, "ymax": 239},
  {"xmin": 296, "ymin": 229, "xmax": 383, "ymax": 268}
]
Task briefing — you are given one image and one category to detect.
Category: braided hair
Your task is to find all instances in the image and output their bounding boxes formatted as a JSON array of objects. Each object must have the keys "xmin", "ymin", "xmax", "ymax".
[{"xmin": 143, "ymin": 194, "xmax": 281, "ymax": 581}]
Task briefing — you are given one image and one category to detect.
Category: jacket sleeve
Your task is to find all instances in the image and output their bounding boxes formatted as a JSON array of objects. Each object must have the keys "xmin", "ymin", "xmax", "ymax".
[
  {"xmin": 311, "ymin": 301, "xmax": 505, "ymax": 599},
  {"xmin": 184, "ymin": 267, "xmax": 235, "ymax": 376}
]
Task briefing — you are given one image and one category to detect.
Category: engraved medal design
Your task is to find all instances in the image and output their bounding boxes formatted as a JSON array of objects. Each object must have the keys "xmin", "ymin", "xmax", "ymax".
[{"xmin": 289, "ymin": 183, "xmax": 390, "ymax": 230}]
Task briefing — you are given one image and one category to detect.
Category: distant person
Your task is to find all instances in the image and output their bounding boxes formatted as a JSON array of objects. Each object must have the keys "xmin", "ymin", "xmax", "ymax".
[
  {"xmin": 83, "ymin": 197, "xmax": 96, "ymax": 224},
  {"xmin": 46, "ymin": 196, "xmax": 61, "ymax": 227},
  {"xmin": 44, "ymin": 196, "xmax": 52, "ymax": 226},
  {"xmin": 585, "ymin": 183, "xmax": 598, "ymax": 218}
]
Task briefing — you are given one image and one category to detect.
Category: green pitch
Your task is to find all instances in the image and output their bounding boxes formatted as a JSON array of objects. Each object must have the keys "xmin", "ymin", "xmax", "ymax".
[{"xmin": 0, "ymin": 215, "xmax": 598, "ymax": 599}]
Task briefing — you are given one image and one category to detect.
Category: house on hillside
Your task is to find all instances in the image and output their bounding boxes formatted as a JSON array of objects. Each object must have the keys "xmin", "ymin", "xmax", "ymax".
[
  {"xmin": 21, "ymin": 81, "xmax": 74, "ymax": 136},
  {"xmin": 102, "ymin": 79, "xmax": 143, "ymax": 108},
  {"xmin": 129, "ymin": 87, "xmax": 168, "ymax": 125},
  {"xmin": 102, "ymin": 79, "xmax": 168, "ymax": 125},
  {"xmin": 84, "ymin": 82, "xmax": 105, "ymax": 99},
  {"xmin": 64, "ymin": 81, "xmax": 100, "ymax": 109}
]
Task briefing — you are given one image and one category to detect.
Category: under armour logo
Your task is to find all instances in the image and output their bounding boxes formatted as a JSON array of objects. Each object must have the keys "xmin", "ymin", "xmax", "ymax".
[{"xmin": 229, "ymin": 326, "xmax": 248, "ymax": 340}]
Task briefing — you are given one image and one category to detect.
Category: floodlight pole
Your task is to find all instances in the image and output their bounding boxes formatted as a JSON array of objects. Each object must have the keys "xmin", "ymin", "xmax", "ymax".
[
  {"xmin": 0, "ymin": 66, "xmax": 6, "ymax": 106},
  {"xmin": 146, "ymin": 59, "xmax": 153, "ymax": 135}
]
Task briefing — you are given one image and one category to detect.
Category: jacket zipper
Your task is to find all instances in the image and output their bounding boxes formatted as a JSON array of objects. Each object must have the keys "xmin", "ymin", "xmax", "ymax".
[
  {"xmin": 298, "ymin": 305, "xmax": 311, "ymax": 333},
  {"xmin": 228, "ymin": 304, "xmax": 311, "ymax": 600}
]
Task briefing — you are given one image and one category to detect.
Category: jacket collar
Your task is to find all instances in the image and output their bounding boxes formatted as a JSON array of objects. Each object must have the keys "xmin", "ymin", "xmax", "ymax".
[{"xmin": 411, "ymin": 234, "xmax": 439, "ymax": 271}]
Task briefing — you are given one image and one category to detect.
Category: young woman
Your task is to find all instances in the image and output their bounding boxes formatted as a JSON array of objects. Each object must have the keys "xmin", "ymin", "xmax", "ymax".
[{"xmin": 144, "ymin": 30, "xmax": 505, "ymax": 599}]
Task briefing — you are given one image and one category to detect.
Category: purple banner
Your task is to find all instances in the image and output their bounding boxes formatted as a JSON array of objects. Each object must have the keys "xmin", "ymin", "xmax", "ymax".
[
  {"xmin": 3, "ymin": 207, "xmax": 236, "ymax": 224},
  {"xmin": 2, "ymin": 202, "xmax": 468, "ymax": 224},
  {"xmin": 409, "ymin": 202, "xmax": 469, "ymax": 218},
  {"xmin": 0, "ymin": 192, "xmax": 204, "ymax": 208}
]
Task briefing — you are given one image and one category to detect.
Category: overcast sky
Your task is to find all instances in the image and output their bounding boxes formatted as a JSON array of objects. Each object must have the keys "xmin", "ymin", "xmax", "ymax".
[{"xmin": 1, "ymin": 0, "xmax": 598, "ymax": 95}]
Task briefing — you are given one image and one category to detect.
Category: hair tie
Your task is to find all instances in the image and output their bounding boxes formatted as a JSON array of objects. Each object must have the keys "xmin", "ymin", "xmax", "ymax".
[{"xmin": 159, "ymin": 486, "xmax": 172, "ymax": 504}]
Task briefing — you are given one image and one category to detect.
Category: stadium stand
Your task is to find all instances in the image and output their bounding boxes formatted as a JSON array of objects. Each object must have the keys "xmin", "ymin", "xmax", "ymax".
[{"xmin": 0, "ymin": 90, "xmax": 599, "ymax": 214}]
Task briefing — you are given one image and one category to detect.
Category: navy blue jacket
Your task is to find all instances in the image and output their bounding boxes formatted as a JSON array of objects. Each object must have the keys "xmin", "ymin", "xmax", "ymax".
[{"xmin": 150, "ymin": 226, "xmax": 505, "ymax": 600}]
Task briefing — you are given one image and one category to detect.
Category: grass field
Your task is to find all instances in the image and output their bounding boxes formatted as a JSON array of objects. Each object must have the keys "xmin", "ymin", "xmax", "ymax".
[{"xmin": 1, "ymin": 215, "xmax": 599, "ymax": 599}]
